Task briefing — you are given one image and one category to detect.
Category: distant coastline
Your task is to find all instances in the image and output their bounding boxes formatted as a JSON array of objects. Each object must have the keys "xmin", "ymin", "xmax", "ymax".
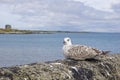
[{"xmin": 0, "ymin": 28, "xmax": 89, "ymax": 34}]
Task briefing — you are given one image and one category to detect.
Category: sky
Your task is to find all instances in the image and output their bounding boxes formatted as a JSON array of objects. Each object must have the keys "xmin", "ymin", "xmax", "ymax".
[{"xmin": 0, "ymin": 0, "xmax": 120, "ymax": 32}]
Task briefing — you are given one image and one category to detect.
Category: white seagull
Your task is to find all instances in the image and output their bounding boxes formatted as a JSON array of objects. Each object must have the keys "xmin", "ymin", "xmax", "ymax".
[{"xmin": 63, "ymin": 37, "xmax": 109, "ymax": 60}]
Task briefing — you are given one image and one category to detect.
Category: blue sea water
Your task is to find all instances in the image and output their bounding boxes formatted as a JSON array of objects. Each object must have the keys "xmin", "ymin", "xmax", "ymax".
[{"xmin": 0, "ymin": 32, "xmax": 120, "ymax": 67}]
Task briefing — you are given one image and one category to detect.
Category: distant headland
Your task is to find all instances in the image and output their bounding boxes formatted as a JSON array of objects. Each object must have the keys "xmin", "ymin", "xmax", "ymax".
[{"xmin": 0, "ymin": 24, "xmax": 89, "ymax": 34}]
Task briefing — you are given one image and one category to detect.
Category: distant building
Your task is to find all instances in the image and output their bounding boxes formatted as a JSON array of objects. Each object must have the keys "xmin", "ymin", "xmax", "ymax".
[{"xmin": 5, "ymin": 24, "xmax": 12, "ymax": 30}]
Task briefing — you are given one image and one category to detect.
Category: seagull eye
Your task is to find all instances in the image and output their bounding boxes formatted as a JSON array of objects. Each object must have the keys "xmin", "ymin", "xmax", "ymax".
[{"xmin": 67, "ymin": 39, "xmax": 69, "ymax": 41}]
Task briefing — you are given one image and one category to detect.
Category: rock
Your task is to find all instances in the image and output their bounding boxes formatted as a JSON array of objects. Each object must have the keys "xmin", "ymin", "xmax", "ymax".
[{"xmin": 0, "ymin": 54, "xmax": 120, "ymax": 80}]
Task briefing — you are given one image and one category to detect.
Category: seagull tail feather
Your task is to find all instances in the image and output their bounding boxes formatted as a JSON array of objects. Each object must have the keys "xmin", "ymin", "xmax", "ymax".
[{"xmin": 102, "ymin": 51, "xmax": 111, "ymax": 55}]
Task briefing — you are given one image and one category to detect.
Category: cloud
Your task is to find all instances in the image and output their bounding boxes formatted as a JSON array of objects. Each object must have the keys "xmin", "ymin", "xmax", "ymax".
[
  {"xmin": 72, "ymin": 0, "xmax": 120, "ymax": 12},
  {"xmin": 112, "ymin": 3, "xmax": 120, "ymax": 13},
  {"xmin": 0, "ymin": 0, "xmax": 120, "ymax": 32}
]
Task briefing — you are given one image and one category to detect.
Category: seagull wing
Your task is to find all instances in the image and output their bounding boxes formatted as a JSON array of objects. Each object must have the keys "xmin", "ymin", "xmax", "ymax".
[{"xmin": 67, "ymin": 45, "xmax": 102, "ymax": 60}]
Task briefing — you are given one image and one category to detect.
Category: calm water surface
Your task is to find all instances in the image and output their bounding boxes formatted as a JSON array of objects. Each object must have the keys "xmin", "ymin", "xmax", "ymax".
[{"xmin": 0, "ymin": 33, "xmax": 120, "ymax": 67}]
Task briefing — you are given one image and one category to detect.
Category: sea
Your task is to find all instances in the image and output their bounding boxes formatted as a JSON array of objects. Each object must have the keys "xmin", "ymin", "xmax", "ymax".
[{"xmin": 0, "ymin": 32, "xmax": 120, "ymax": 67}]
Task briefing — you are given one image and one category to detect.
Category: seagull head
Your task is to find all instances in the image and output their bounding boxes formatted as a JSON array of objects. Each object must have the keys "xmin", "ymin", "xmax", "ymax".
[{"xmin": 63, "ymin": 37, "xmax": 72, "ymax": 45}]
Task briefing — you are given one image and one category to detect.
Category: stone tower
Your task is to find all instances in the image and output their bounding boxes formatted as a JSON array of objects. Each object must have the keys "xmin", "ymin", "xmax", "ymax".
[{"xmin": 5, "ymin": 24, "xmax": 12, "ymax": 30}]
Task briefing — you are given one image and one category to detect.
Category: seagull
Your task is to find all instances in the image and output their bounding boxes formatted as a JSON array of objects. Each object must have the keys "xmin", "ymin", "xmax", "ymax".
[{"xmin": 63, "ymin": 37, "xmax": 110, "ymax": 60}]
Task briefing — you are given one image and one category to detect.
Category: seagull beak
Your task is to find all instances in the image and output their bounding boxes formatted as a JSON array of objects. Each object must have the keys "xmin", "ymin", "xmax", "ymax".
[{"xmin": 63, "ymin": 41, "xmax": 66, "ymax": 44}]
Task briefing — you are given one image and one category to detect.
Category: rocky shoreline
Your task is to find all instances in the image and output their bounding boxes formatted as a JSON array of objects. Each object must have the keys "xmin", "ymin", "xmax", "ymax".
[{"xmin": 0, "ymin": 54, "xmax": 120, "ymax": 80}]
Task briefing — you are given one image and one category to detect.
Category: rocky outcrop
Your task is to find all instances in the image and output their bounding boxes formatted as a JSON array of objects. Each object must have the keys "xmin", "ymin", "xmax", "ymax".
[{"xmin": 0, "ymin": 54, "xmax": 120, "ymax": 80}]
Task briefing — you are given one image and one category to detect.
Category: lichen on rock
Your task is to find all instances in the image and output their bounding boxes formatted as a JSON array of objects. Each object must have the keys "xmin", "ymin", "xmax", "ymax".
[{"xmin": 0, "ymin": 54, "xmax": 120, "ymax": 80}]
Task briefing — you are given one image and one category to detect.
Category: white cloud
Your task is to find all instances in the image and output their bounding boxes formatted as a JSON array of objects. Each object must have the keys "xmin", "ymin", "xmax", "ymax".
[
  {"xmin": 0, "ymin": 0, "xmax": 120, "ymax": 32},
  {"xmin": 73, "ymin": 0, "xmax": 120, "ymax": 12}
]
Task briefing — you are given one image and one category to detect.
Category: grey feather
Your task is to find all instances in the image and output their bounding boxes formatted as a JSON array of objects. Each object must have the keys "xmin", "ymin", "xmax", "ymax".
[{"xmin": 67, "ymin": 45, "xmax": 102, "ymax": 60}]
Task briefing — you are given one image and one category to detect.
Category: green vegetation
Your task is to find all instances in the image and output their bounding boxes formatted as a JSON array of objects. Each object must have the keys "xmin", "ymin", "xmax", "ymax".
[
  {"xmin": 0, "ymin": 28, "xmax": 33, "ymax": 34},
  {"xmin": 0, "ymin": 28, "xmax": 89, "ymax": 34},
  {"xmin": 0, "ymin": 24, "xmax": 89, "ymax": 34}
]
